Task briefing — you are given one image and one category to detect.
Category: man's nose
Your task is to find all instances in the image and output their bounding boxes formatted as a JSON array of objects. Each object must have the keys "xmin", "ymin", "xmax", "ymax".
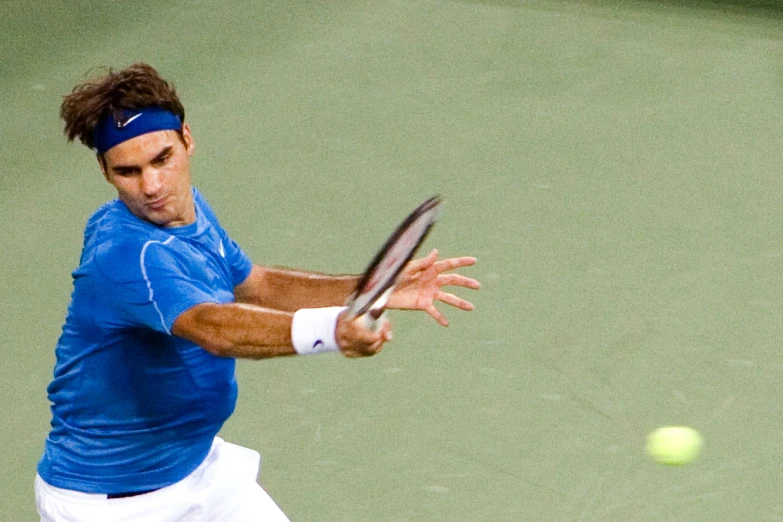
[{"xmin": 141, "ymin": 168, "xmax": 163, "ymax": 196}]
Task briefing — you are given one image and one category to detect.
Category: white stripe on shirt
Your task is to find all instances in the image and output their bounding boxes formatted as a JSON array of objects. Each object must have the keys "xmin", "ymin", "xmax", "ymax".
[{"xmin": 139, "ymin": 236, "xmax": 175, "ymax": 334}]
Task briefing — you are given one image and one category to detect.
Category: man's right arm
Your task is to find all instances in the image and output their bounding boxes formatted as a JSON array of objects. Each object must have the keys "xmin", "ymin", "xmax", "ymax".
[{"xmin": 171, "ymin": 302, "xmax": 391, "ymax": 359}]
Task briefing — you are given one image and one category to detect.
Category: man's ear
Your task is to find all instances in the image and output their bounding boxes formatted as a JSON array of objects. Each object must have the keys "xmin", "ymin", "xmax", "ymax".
[
  {"xmin": 181, "ymin": 124, "xmax": 195, "ymax": 156},
  {"xmin": 97, "ymin": 154, "xmax": 110, "ymax": 182}
]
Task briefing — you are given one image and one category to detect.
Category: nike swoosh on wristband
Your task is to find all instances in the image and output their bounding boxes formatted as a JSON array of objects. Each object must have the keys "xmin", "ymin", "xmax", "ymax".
[{"xmin": 313, "ymin": 340, "xmax": 324, "ymax": 351}]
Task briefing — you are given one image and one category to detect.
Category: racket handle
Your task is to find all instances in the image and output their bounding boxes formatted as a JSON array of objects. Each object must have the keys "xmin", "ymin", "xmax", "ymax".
[
  {"xmin": 351, "ymin": 287, "xmax": 393, "ymax": 332},
  {"xmin": 358, "ymin": 308, "xmax": 388, "ymax": 332}
]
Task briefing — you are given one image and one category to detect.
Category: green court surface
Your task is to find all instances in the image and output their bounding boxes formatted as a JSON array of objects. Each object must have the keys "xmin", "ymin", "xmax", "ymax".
[{"xmin": 3, "ymin": 1, "xmax": 783, "ymax": 520}]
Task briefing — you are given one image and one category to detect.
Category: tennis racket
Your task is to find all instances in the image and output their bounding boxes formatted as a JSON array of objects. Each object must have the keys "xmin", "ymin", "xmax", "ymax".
[{"xmin": 345, "ymin": 196, "xmax": 443, "ymax": 330}]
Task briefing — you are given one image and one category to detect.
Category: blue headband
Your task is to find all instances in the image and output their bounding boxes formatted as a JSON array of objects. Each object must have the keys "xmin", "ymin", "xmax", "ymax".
[{"xmin": 94, "ymin": 107, "xmax": 182, "ymax": 154}]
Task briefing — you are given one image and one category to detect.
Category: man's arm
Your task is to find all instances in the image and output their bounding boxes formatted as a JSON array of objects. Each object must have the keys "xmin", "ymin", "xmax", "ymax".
[
  {"xmin": 233, "ymin": 265, "xmax": 361, "ymax": 312},
  {"xmin": 235, "ymin": 251, "xmax": 480, "ymax": 326},
  {"xmin": 198, "ymin": 251, "xmax": 477, "ymax": 360},
  {"xmin": 172, "ymin": 303, "xmax": 295, "ymax": 359},
  {"xmin": 172, "ymin": 301, "xmax": 390, "ymax": 360}
]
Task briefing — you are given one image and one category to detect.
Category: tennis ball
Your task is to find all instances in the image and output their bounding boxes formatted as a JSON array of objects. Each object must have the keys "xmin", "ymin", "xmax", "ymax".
[{"xmin": 646, "ymin": 426, "xmax": 703, "ymax": 465}]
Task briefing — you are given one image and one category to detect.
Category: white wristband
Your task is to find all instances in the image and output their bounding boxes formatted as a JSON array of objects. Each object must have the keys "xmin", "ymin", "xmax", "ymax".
[{"xmin": 291, "ymin": 306, "xmax": 347, "ymax": 355}]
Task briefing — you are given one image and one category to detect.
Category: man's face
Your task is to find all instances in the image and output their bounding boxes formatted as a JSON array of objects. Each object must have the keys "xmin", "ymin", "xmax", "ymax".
[{"xmin": 100, "ymin": 125, "xmax": 196, "ymax": 227}]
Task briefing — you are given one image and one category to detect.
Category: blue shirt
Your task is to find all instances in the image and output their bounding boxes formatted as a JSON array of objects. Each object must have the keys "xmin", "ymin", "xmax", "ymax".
[{"xmin": 37, "ymin": 188, "xmax": 253, "ymax": 494}]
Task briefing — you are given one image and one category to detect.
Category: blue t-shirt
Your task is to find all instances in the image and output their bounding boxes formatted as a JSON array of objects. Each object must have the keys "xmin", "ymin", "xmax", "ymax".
[{"xmin": 37, "ymin": 188, "xmax": 253, "ymax": 494}]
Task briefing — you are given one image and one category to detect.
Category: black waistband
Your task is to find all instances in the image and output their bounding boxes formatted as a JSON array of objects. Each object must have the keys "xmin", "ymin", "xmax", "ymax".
[{"xmin": 107, "ymin": 488, "xmax": 160, "ymax": 499}]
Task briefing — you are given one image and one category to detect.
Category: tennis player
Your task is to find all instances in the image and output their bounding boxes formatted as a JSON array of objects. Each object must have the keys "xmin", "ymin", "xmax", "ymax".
[{"xmin": 35, "ymin": 63, "xmax": 480, "ymax": 521}]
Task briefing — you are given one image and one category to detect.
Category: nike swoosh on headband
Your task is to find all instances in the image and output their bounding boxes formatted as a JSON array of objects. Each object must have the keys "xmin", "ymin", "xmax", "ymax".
[
  {"xmin": 117, "ymin": 113, "xmax": 143, "ymax": 128},
  {"xmin": 95, "ymin": 107, "xmax": 182, "ymax": 154}
]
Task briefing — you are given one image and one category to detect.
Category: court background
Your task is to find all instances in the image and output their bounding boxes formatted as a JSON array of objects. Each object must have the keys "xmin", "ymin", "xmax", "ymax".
[{"xmin": 3, "ymin": 0, "xmax": 783, "ymax": 520}]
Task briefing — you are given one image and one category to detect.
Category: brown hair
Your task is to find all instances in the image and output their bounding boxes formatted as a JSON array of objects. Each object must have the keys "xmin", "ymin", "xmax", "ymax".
[{"xmin": 61, "ymin": 63, "xmax": 185, "ymax": 150}]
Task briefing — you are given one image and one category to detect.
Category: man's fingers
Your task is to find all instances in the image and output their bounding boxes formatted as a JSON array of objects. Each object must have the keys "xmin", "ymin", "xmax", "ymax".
[
  {"xmin": 340, "ymin": 314, "xmax": 393, "ymax": 357},
  {"xmin": 370, "ymin": 337, "xmax": 387, "ymax": 353},
  {"xmin": 434, "ymin": 256, "xmax": 477, "ymax": 273},
  {"xmin": 405, "ymin": 249, "xmax": 439, "ymax": 273},
  {"xmin": 378, "ymin": 320, "xmax": 393, "ymax": 341},
  {"xmin": 342, "ymin": 335, "xmax": 388, "ymax": 357},
  {"xmin": 436, "ymin": 290, "xmax": 474, "ymax": 311},
  {"xmin": 363, "ymin": 325, "xmax": 391, "ymax": 354},
  {"xmin": 426, "ymin": 304, "xmax": 449, "ymax": 326},
  {"xmin": 437, "ymin": 274, "xmax": 481, "ymax": 289}
]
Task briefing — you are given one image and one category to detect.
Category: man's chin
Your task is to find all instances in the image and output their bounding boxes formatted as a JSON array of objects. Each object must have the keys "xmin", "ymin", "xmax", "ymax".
[
  {"xmin": 147, "ymin": 216, "xmax": 170, "ymax": 226},
  {"xmin": 129, "ymin": 206, "xmax": 171, "ymax": 227},
  {"xmin": 127, "ymin": 201, "xmax": 192, "ymax": 227}
]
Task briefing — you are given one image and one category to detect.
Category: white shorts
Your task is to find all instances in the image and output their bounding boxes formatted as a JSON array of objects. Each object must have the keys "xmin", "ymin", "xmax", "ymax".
[{"xmin": 35, "ymin": 437, "xmax": 290, "ymax": 522}]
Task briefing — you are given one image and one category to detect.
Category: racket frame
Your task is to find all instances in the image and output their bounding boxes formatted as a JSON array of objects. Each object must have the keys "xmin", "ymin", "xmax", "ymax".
[{"xmin": 345, "ymin": 196, "xmax": 443, "ymax": 327}]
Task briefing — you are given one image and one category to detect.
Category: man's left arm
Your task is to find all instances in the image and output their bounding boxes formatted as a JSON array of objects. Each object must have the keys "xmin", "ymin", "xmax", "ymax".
[
  {"xmin": 234, "ymin": 265, "xmax": 360, "ymax": 312},
  {"xmin": 235, "ymin": 250, "xmax": 480, "ymax": 324}
]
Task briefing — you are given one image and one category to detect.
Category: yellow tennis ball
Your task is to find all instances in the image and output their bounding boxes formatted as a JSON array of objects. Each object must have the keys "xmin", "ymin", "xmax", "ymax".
[{"xmin": 646, "ymin": 426, "xmax": 703, "ymax": 465}]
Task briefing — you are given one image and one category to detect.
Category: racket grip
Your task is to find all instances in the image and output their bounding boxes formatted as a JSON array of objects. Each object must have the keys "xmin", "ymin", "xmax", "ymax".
[{"xmin": 358, "ymin": 308, "xmax": 388, "ymax": 332}]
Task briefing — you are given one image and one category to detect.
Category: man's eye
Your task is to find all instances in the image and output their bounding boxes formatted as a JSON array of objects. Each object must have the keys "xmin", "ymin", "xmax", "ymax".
[{"xmin": 154, "ymin": 155, "xmax": 169, "ymax": 165}]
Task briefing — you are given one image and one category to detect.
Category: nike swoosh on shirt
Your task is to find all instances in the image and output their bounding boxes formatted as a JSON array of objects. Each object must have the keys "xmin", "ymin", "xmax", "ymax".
[{"xmin": 218, "ymin": 241, "xmax": 226, "ymax": 258}]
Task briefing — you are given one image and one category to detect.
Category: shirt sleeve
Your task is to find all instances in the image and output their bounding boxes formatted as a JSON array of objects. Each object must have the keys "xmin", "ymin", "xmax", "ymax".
[
  {"xmin": 222, "ymin": 234, "xmax": 253, "ymax": 287},
  {"xmin": 193, "ymin": 189, "xmax": 253, "ymax": 287},
  {"xmin": 94, "ymin": 237, "xmax": 222, "ymax": 335}
]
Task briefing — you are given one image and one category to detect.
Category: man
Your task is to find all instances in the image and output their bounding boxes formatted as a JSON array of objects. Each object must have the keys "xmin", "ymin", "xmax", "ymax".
[{"xmin": 35, "ymin": 63, "xmax": 479, "ymax": 521}]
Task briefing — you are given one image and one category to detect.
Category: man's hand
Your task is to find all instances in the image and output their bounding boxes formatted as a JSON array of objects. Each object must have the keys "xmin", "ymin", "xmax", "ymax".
[
  {"xmin": 387, "ymin": 249, "xmax": 480, "ymax": 326},
  {"xmin": 335, "ymin": 309, "xmax": 393, "ymax": 358}
]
